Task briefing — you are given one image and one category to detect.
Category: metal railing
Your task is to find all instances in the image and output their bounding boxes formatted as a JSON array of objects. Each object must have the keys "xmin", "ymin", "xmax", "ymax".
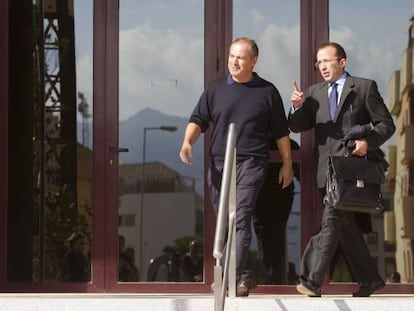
[{"xmin": 213, "ymin": 123, "xmax": 237, "ymax": 311}]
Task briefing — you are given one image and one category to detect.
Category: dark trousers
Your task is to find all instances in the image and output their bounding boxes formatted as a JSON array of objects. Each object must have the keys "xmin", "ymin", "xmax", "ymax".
[
  {"xmin": 208, "ymin": 157, "xmax": 268, "ymax": 282},
  {"xmin": 253, "ymin": 163, "xmax": 294, "ymax": 284},
  {"xmin": 301, "ymin": 189, "xmax": 380, "ymax": 286}
]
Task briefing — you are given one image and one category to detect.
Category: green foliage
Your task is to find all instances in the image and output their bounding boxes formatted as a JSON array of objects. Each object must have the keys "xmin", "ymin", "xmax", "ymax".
[{"xmin": 33, "ymin": 199, "xmax": 91, "ymax": 282}]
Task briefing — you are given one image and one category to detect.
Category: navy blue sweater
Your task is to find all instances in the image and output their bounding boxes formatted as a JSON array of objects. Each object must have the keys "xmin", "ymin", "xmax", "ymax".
[{"xmin": 189, "ymin": 73, "xmax": 289, "ymax": 161}]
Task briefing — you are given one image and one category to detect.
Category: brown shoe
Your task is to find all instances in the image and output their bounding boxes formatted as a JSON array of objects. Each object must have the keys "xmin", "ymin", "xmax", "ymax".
[
  {"xmin": 296, "ymin": 282, "xmax": 321, "ymax": 297},
  {"xmin": 296, "ymin": 275, "xmax": 321, "ymax": 297},
  {"xmin": 236, "ymin": 280, "xmax": 256, "ymax": 297}
]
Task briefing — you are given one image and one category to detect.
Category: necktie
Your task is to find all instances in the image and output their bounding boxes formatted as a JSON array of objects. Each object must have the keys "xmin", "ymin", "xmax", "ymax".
[{"xmin": 329, "ymin": 83, "xmax": 338, "ymax": 120}]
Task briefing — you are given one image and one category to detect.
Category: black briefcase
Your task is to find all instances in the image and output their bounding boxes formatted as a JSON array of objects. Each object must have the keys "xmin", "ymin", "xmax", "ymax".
[{"xmin": 323, "ymin": 155, "xmax": 385, "ymax": 213}]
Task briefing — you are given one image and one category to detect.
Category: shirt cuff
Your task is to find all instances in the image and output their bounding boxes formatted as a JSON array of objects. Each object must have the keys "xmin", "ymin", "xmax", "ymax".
[{"xmin": 290, "ymin": 104, "xmax": 302, "ymax": 114}]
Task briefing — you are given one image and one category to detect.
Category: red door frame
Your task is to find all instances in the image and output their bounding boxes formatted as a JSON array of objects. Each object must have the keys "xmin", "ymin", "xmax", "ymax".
[
  {"xmin": 100, "ymin": 0, "xmax": 232, "ymax": 293},
  {"xmin": 0, "ymin": 0, "xmax": 8, "ymax": 289}
]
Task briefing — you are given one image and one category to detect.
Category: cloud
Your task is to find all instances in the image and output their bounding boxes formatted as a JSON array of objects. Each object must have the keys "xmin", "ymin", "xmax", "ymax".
[
  {"xmin": 119, "ymin": 26, "xmax": 204, "ymax": 119},
  {"xmin": 255, "ymin": 23, "xmax": 301, "ymax": 111},
  {"xmin": 251, "ymin": 9, "xmax": 265, "ymax": 29},
  {"xmin": 330, "ymin": 26, "xmax": 404, "ymax": 100}
]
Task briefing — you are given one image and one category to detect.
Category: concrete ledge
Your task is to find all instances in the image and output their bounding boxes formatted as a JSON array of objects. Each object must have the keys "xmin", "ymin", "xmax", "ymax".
[{"xmin": 0, "ymin": 294, "xmax": 413, "ymax": 311}]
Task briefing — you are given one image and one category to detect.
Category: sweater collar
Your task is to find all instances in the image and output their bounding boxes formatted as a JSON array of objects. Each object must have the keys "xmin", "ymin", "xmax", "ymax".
[{"xmin": 226, "ymin": 72, "xmax": 259, "ymax": 85}]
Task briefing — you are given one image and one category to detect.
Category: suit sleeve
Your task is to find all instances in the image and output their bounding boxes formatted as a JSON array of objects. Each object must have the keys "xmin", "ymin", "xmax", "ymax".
[
  {"xmin": 287, "ymin": 88, "xmax": 318, "ymax": 133},
  {"xmin": 364, "ymin": 81, "xmax": 395, "ymax": 150}
]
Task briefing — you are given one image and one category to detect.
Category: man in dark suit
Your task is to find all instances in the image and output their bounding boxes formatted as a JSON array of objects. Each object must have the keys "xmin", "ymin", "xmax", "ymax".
[{"xmin": 288, "ymin": 42, "xmax": 395, "ymax": 297}]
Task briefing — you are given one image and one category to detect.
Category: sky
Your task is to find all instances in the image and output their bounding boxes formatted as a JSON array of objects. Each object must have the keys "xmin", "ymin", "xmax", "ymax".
[{"xmin": 73, "ymin": 0, "xmax": 414, "ymax": 121}]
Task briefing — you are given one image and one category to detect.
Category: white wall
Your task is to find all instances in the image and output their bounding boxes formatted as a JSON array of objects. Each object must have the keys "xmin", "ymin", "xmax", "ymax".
[{"xmin": 119, "ymin": 192, "xmax": 197, "ymax": 280}]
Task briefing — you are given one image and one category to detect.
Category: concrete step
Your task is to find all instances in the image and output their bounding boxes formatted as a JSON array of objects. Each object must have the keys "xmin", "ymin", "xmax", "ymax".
[{"xmin": 1, "ymin": 294, "xmax": 414, "ymax": 311}]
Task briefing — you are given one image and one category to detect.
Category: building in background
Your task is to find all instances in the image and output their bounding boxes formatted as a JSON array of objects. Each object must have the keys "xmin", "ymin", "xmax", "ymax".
[
  {"xmin": 118, "ymin": 162, "xmax": 202, "ymax": 280},
  {"xmin": 385, "ymin": 19, "xmax": 414, "ymax": 283}
]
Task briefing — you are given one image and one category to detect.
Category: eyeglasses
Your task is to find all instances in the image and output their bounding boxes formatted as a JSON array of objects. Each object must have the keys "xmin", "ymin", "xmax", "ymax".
[{"xmin": 314, "ymin": 58, "xmax": 341, "ymax": 68}]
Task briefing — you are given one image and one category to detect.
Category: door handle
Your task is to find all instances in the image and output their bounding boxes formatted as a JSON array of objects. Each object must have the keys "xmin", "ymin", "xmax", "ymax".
[{"xmin": 109, "ymin": 146, "xmax": 129, "ymax": 153}]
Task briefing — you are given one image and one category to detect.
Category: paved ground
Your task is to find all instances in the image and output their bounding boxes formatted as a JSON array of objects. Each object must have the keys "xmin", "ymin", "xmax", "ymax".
[{"xmin": 0, "ymin": 294, "xmax": 414, "ymax": 311}]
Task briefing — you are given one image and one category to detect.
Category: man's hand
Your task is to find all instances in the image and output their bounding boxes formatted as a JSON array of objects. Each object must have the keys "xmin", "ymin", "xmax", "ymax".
[
  {"xmin": 276, "ymin": 136, "xmax": 294, "ymax": 188},
  {"xmin": 278, "ymin": 163, "xmax": 294, "ymax": 189},
  {"xmin": 179, "ymin": 142, "xmax": 193, "ymax": 165},
  {"xmin": 179, "ymin": 122, "xmax": 202, "ymax": 165},
  {"xmin": 291, "ymin": 80, "xmax": 305, "ymax": 108},
  {"xmin": 352, "ymin": 139, "xmax": 368, "ymax": 157}
]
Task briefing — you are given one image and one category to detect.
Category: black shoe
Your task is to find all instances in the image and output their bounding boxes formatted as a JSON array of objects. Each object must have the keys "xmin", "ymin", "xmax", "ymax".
[
  {"xmin": 236, "ymin": 280, "xmax": 257, "ymax": 297},
  {"xmin": 296, "ymin": 276, "xmax": 321, "ymax": 297},
  {"xmin": 352, "ymin": 278, "xmax": 385, "ymax": 297}
]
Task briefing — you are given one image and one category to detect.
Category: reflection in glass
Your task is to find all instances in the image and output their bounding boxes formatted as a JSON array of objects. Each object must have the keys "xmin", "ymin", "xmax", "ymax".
[
  {"xmin": 118, "ymin": 0, "xmax": 204, "ymax": 283},
  {"xmin": 7, "ymin": 0, "xmax": 92, "ymax": 282},
  {"xmin": 253, "ymin": 160, "xmax": 301, "ymax": 285},
  {"xmin": 330, "ymin": 0, "xmax": 412, "ymax": 284},
  {"xmin": 233, "ymin": 1, "xmax": 301, "ymax": 285},
  {"xmin": 234, "ymin": 0, "xmax": 301, "ymax": 145}
]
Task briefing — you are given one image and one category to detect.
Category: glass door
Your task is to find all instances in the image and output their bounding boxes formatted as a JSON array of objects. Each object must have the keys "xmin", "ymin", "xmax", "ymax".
[
  {"xmin": 233, "ymin": 0, "xmax": 302, "ymax": 288},
  {"xmin": 116, "ymin": 0, "xmax": 205, "ymax": 287}
]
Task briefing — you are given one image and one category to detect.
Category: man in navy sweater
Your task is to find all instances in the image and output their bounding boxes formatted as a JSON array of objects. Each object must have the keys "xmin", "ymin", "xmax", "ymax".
[{"xmin": 179, "ymin": 37, "xmax": 293, "ymax": 296}]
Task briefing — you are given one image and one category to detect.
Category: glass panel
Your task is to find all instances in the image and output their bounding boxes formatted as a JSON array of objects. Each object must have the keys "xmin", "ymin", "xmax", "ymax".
[
  {"xmin": 233, "ymin": 1, "xmax": 301, "ymax": 285},
  {"xmin": 118, "ymin": 0, "xmax": 204, "ymax": 283},
  {"xmin": 7, "ymin": 0, "xmax": 93, "ymax": 282},
  {"xmin": 253, "ymin": 161, "xmax": 301, "ymax": 285},
  {"xmin": 234, "ymin": 0, "xmax": 301, "ymax": 145},
  {"xmin": 329, "ymin": 0, "xmax": 413, "ymax": 284}
]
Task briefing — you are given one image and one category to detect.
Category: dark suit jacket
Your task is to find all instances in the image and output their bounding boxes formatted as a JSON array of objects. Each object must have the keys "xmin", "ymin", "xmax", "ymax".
[{"xmin": 288, "ymin": 74, "xmax": 395, "ymax": 188}]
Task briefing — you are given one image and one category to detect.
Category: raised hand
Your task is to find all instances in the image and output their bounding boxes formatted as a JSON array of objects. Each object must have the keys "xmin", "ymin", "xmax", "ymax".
[{"xmin": 291, "ymin": 80, "xmax": 305, "ymax": 108}]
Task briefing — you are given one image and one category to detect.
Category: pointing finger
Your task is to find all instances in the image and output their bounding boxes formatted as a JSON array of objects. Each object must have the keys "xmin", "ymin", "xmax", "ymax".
[{"xmin": 292, "ymin": 80, "xmax": 301, "ymax": 92}]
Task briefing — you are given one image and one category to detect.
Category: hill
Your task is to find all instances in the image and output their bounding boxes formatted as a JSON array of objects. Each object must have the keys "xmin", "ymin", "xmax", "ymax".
[{"xmin": 118, "ymin": 107, "xmax": 204, "ymax": 194}]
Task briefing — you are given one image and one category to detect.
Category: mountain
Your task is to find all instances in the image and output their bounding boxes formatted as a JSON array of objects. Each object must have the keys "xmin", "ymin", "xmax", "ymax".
[{"xmin": 118, "ymin": 107, "xmax": 204, "ymax": 194}]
